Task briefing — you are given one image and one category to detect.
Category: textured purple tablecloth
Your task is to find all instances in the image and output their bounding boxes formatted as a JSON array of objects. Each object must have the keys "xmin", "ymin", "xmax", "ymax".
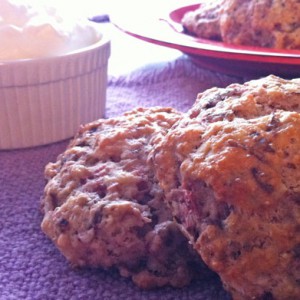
[{"xmin": 0, "ymin": 24, "xmax": 245, "ymax": 300}]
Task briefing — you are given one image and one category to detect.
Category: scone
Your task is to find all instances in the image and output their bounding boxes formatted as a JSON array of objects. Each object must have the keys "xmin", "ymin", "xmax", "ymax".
[
  {"xmin": 182, "ymin": 0, "xmax": 300, "ymax": 49},
  {"xmin": 181, "ymin": 0, "xmax": 225, "ymax": 41},
  {"xmin": 153, "ymin": 76, "xmax": 300, "ymax": 299},
  {"xmin": 41, "ymin": 107, "xmax": 211, "ymax": 289}
]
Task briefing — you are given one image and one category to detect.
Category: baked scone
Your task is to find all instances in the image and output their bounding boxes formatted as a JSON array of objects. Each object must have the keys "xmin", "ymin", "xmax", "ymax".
[
  {"xmin": 153, "ymin": 76, "xmax": 300, "ymax": 299},
  {"xmin": 182, "ymin": 0, "xmax": 300, "ymax": 49},
  {"xmin": 181, "ymin": 0, "xmax": 225, "ymax": 41},
  {"xmin": 41, "ymin": 107, "xmax": 211, "ymax": 289}
]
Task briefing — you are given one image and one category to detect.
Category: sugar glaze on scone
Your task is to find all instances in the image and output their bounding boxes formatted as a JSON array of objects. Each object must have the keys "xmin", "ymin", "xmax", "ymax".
[
  {"xmin": 41, "ymin": 107, "xmax": 211, "ymax": 289},
  {"xmin": 153, "ymin": 76, "xmax": 300, "ymax": 299}
]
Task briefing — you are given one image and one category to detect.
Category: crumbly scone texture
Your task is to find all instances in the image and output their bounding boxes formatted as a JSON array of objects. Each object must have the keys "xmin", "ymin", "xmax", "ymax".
[
  {"xmin": 153, "ymin": 76, "xmax": 300, "ymax": 299},
  {"xmin": 182, "ymin": 0, "xmax": 300, "ymax": 49},
  {"xmin": 181, "ymin": 0, "xmax": 226, "ymax": 41},
  {"xmin": 41, "ymin": 107, "xmax": 211, "ymax": 289}
]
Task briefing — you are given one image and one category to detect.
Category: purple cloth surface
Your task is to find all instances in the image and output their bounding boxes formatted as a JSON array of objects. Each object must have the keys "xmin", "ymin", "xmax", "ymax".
[{"xmin": 0, "ymin": 38, "xmax": 243, "ymax": 299}]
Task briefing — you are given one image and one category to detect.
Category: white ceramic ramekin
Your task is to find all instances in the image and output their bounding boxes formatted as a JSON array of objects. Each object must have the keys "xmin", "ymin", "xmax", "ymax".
[{"xmin": 0, "ymin": 35, "xmax": 110, "ymax": 150}]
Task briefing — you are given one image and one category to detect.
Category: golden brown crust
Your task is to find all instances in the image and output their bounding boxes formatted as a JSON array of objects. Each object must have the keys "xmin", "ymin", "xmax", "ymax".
[
  {"xmin": 41, "ymin": 76, "xmax": 300, "ymax": 297},
  {"xmin": 182, "ymin": 0, "xmax": 300, "ymax": 49},
  {"xmin": 153, "ymin": 76, "xmax": 300, "ymax": 299},
  {"xmin": 41, "ymin": 107, "xmax": 211, "ymax": 289}
]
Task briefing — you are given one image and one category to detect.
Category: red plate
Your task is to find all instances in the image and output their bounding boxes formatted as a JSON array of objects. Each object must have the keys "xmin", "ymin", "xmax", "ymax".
[{"xmin": 110, "ymin": 2, "xmax": 300, "ymax": 77}]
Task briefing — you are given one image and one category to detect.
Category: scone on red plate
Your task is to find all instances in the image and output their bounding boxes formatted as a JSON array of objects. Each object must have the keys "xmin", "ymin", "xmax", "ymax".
[
  {"xmin": 41, "ymin": 107, "xmax": 211, "ymax": 289},
  {"xmin": 153, "ymin": 76, "xmax": 300, "ymax": 299},
  {"xmin": 181, "ymin": 0, "xmax": 225, "ymax": 41},
  {"xmin": 182, "ymin": 0, "xmax": 300, "ymax": 49}
]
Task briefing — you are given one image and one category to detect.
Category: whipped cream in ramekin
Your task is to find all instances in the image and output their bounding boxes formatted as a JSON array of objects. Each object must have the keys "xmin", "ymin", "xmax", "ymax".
[{"xmin": 0, "ymin": 0, "xmax": 102, "ymax": 60}]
